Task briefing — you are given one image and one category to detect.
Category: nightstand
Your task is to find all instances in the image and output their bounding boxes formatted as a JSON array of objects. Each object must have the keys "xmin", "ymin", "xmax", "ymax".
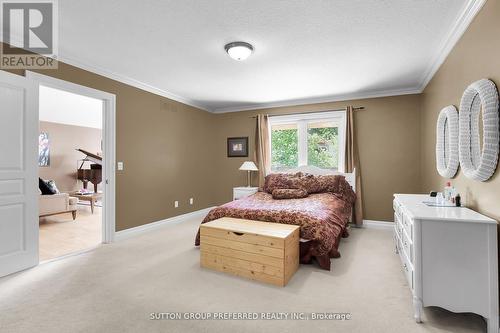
[{"xmin": 233, "ymin": 187, "xmax": 258, "ymax": 200}]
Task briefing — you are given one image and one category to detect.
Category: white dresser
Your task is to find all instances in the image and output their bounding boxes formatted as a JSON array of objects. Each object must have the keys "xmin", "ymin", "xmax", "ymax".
[{"xmin": 393, "ymin": 194, "xmax": 498, "ymax": 333}]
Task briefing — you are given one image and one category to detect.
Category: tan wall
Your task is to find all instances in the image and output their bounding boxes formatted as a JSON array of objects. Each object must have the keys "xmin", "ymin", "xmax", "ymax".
[
  {"xmin": 3, "ymin": 60, "xmax": 218, "ymax": 231},
  {"xmin": 1, "ymin": 34, "xmax": 435, "ymax": 227},
  {"xmin": 212, "ymin": 94, "xmax": 422, "ymax": 222},
  {"xmin": 420, "ymin": 0, "xmax": 500, "ymax": 221},
  {"xmin": 39, "ymin": 121, "xmax": 102, "ymax": 193}
]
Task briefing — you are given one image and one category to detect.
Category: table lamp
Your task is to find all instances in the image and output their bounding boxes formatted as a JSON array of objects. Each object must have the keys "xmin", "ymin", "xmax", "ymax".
[{"xmin": 239, "ymin": 161, "xmax": 258, "ymax": 187}]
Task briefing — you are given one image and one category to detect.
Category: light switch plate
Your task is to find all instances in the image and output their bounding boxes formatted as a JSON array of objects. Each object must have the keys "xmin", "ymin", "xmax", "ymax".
[
  {"xmin": 117, "ymin": 162, "xmax": 124, "ymax": 170},
  {"xmin": 174, "ymin": 201, "xmax": 179, "ymax": 208},
  {"xmin": 189, "ymin": 198, "xmax": 194, "ymax": 205}
]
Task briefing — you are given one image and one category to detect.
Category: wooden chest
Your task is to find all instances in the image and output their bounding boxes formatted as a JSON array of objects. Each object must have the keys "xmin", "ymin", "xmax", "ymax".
[{"xmin": 200, "ymin": 217, "xmax": 300, "ymax": 286}]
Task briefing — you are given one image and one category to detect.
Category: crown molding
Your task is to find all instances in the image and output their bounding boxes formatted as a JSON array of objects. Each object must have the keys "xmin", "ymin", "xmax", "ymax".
[
  {"xmin": 418, "ymin": 0, "xmax": 486, "ymax": 91},
  {"xmin": 56, "ymin": 53, "xmax": 212, "ymax": 112},
  {"xmin": 212, "ymin": 0, "xmax": 486, "ymax": 113},
  {"xmin": 2, "ymin": 0, "xmax": 485, "ymax": 113},
  {"xmin": 0, "ymin": 37, "xmax": 211, "ymax": 111},
  {"xmin": 211, "ymin": 87, "xmax": 421, "ymax": 113}
]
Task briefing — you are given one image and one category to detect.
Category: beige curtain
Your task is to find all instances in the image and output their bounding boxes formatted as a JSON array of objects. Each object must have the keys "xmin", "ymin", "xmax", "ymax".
[
  {"xmin": 345, "ymin": 106, "xmax": 364, "ymax": 226},
  {"xmin": 254, "ymin": 114, "xmax": 270, "ymax": 188}
]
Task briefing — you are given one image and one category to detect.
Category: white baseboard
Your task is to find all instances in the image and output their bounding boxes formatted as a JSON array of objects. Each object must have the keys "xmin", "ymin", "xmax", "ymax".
[
  {"xmin": 114, "ymin": 209, "xmax": 392, "ymax": 241},
  {"xmin": 363, "ymin": 220, "xmax": 394, "ymax": 230},
  {"xmin": 115, "ymin": 206, "xmax": 215, "ymax": 241}
]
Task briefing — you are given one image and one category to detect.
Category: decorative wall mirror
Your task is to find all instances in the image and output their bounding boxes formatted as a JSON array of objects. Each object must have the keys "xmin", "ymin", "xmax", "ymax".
[
  {"xmin": 458, "ymin": 79, "xmax": 499, "ymax": 182},
  {"xmin": 436, "ymin": 105, "xmax": 459, "ymax": 178}
]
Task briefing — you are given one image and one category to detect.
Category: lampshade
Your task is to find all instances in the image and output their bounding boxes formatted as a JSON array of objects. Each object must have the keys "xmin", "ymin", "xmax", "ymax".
[{"xmin": 239, "ymin": 161, "xmax": 258, "ymax": 171}]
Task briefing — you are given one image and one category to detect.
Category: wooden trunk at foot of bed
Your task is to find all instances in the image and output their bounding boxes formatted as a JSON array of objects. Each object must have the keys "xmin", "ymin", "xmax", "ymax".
[{"xmin": 200, "ymin": 217, "xmax": 300, "ymax": 287}]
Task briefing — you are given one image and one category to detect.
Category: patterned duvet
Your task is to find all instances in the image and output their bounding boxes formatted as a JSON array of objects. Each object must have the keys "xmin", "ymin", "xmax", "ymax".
[{"xmin": 195, "ymin": 190, "xmax": 354, "ymax": 270}]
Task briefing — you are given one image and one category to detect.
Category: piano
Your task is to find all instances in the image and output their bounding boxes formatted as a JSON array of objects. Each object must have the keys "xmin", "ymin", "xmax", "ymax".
[{"xmin": 76, "ymin": 149, "xmax": 102, "ymax": 193}]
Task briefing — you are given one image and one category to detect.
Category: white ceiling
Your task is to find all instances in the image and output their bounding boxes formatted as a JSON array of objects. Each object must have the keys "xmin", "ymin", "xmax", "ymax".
[
  {"xmin": 39, "ymin": 85, "xmax": 103, "ymax": 129},
  {"xmin": 57, "ymin": 0, "xmax": 481, "ymax": 112}
]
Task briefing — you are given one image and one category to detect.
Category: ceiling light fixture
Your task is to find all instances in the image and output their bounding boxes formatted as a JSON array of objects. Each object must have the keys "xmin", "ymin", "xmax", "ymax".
[{"xmin": 224, "ymin": 41, "xmax": 253, "ymax": 61}]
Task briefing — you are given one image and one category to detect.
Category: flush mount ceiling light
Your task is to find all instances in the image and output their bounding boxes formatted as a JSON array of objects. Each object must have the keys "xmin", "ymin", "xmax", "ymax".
[{"xmin": 224, "ymin": 41, "xmax": 253, "ymax": 61}]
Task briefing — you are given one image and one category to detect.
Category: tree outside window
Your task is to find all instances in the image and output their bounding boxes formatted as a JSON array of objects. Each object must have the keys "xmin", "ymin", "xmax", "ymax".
[{"xmin": 269, "ymin": 112, "xmax": 345, "ymax": 172}]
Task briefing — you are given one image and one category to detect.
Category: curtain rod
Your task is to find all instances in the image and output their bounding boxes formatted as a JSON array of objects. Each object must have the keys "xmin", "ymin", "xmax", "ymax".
[{"xmin": 248, "ymin": 106, "xmax": 364, "ymax": 118}]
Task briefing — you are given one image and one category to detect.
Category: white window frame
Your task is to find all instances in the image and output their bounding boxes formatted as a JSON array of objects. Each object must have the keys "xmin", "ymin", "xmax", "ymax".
[{"xmin": 268, "ymin": 110, "xmax": 347, "ymax": 173}]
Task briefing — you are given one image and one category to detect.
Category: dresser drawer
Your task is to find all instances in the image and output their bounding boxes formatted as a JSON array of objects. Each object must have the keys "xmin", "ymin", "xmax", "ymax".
[
  {"xmin": 393, "ymin": 200, "xmax": 401, "ymax": 219},
  {"xmin": 395, "ymin": 227, "xmax": 402, "ymax": 253},
  {"xmin": 400, "ymin": 211, "xmax": 413, "ymax": 240},
  {"xmin": 401, "ymin": 228, "xmax": 413, "ymax": 263},
  {"xmin": 393, "ymin": 219, "xmax": 400, "ymax": 249},
  {"xmin": 401, "ymin": 251, "xmax": 414, "ymax": 290},
  {"xmin": 395, "ymin": 218, "xmax": 404, "ymax": 240},
  {"xmin": 394, "ymin": 212, "xmax": 400, "ymax": 225},
  {"xmin": 395, "ymin": 223, "xmax": 413, "ymax": 290}
]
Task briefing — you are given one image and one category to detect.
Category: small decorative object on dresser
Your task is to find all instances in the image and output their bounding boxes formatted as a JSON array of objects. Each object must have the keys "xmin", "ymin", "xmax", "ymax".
[
  {"xmin": 233, "ymin": 186, "xmax": 258, "ymax": 200},
  {"xmin": 393, "ymin": 194, "xmax": 498, "ymax": 333},
  {"xmin": 227, "ymin": 137, "xmax": 248, "ymax": 157},
  {"xmin": 238, "ymin": 161, "xmax": 258, "ymax": 187},
  {"xmin": 200, "ymin": 217, "xmax": 300, "ymax": 286}
]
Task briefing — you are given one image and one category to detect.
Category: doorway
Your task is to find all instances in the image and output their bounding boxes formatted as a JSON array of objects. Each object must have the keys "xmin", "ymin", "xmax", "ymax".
[
  {"xmin": 38, "ymin": 85, "xmax": 103, "ymax": 260},
  {"xmin": 27, "ymin": 71, "xmax": 116, "ymax": 261}
]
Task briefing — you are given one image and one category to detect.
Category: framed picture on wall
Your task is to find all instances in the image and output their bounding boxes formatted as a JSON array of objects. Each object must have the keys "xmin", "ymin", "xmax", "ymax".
[
  {"xmin": 38, "ymin": 132, "xmax": 50, "ymax": 167},
  {"xmin": 227, "ymin": 137, "xmax": 248, "ymax": 157}
]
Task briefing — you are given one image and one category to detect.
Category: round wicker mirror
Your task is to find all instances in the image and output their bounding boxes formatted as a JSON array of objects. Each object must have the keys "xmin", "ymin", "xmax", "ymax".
[
  {"xmin": 436, "ymin": 105, "xmax": 459, "ymax": 178},
  {"xmin": 459, "ymin": 79, "xmax": 499, "ymax": 181}
]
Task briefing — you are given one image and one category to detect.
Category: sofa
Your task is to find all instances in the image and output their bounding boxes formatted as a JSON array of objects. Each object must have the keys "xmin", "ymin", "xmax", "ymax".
[{"xmin": 39, "ymin": 193, "xmax": 78, "ymax": 220}]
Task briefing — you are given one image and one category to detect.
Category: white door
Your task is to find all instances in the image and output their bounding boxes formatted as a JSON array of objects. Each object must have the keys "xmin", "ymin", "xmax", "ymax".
[{"xmin": 0, "ymin": 70, "xmax": 39, "ymax": 277}]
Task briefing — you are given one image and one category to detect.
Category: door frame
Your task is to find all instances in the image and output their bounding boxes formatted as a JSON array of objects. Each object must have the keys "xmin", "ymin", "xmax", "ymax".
[{"xmin": 26, "ymin": 71, "xmax": 116, "ymax": 243}]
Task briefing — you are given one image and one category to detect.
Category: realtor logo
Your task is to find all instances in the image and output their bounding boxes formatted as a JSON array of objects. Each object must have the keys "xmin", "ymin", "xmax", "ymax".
[{"xmin": 1, "ymin": 0, "xmax": 58, "ymax": 69}]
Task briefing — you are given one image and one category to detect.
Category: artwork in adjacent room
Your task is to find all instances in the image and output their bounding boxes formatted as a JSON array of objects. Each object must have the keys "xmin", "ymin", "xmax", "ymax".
[
  {"xmin": 227, "ymin": 137, "xmax": 249, "ymax": 157},
  {"xmin": 38, "ymin": 132, "xmax": 50, "ymax": 167}
]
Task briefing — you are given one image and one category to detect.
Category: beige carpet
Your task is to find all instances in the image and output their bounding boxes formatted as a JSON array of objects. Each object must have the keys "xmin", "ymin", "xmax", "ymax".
[{"xmin": 0, "ymin": 215, "xmax": 486, "ymax": 333}]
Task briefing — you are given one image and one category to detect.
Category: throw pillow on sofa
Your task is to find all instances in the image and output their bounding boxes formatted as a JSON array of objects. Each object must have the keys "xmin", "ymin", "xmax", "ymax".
[
  {"xmin": 39, "ymin": 178, "xmax": 59, "ymax": 195},
  {"xmin": 46, "ymin": 180, "xmax": 60, "ymax": 194}
]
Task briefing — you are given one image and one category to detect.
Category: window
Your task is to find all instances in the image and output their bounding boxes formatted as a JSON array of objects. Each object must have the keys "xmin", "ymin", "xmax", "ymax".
[{"xmin": 269, "ymin": 111, "xmax": 346, "ymax": 172}]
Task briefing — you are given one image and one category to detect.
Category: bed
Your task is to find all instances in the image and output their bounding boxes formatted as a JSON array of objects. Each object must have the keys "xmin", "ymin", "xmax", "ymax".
[{"xmin": 195, "ymin": 166, "xmax": 356, "ymax": 270}]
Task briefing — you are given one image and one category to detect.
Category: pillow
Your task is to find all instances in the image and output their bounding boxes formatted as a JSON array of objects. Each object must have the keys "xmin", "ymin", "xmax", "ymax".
[
  {"xmin": 333, "ymin": 176, "xmax": 356, "ymax": 205},
  {"xmin": 297, "ymin": 174, "xmax": 350, "ymax": 194},
  {"xmin": 38, "ymin": 178, "xmax": 58, "ymax": 195},
  {"xmin": 316, "ymin": 175, "xmax": 342, "ymax": 193},
  {"xmin": 297, "ymin": 173, "xmax": 323, "ymax": 194},
  {"xmin": 272, "ymin": 188, "xmax": 308, "ymax": 200},
  {"xmin": 46, "ymin": 180, "xmax": 60, "ymax": 194},
  {"xmin": 263, "ymin": 172, "xmax": 303, "ymax": 193}
]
